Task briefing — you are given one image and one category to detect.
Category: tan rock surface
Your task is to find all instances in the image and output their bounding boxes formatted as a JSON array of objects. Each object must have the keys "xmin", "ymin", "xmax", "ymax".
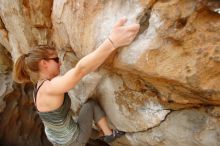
[{"xmin": 0, "ymin": 0, "xmax": 220, "ymax": 146}]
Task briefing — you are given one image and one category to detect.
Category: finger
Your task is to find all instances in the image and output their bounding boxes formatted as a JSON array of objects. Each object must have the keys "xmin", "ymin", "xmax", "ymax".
[
  {"xmin": 129, "ymin": 31, "xmax": 139, "ymax": 40},
  {"xmin": 134, "ymin": 28, "xmax": 140, "ymax": 36},
  {"xmin": 114, "ymin": 17, "xmax": 128, "ymax": 27},
  {"xmin": 124, "ymin": 24, "xmax": 140, "ymax": 31}
]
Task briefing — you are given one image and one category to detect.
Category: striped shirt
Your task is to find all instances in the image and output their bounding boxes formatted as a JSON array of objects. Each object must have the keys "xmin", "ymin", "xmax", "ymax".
[{"xmin": 33, "ymin": 81, "xmax": 79, "ymax": 145}]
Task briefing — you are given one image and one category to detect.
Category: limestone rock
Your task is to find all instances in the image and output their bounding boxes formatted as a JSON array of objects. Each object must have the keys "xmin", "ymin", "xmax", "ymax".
[
  {"xmin": 97, "ymin": 72, "xmax": 170, "ymax": 132},
  {"xmin": 0, "ymin": 45, "xmax": 13, "ymax": 113},
  {"xmin": 0, "ymin": 0, "xmax": 53, "ymax": 60},
  {"xmin": 0, "ymin": 0, "xmax": 220, "ymax": 146},
  {"xmin": 124, "ymin": 109, "xmax": 220, "ymax": 146}
]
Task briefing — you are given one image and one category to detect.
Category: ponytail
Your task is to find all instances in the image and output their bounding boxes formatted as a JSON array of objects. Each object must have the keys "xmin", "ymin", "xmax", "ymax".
[
  {"xmin": 13, "ymin": 54, "xmax": 31, "ymax": 84},
  {"xmin": 13, "ymin": 45, "xmax": 56, "ymax": 84}
]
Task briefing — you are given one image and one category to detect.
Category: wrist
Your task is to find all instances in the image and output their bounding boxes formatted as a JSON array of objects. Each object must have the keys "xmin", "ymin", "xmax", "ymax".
[
  {"xmin": 108, "ymin": 37, "xmax": 116, "ymax": 48},
  {"xmin": 107, "ymin": 36, "xmax": 118, "ymax": 50},
  {"xmin": 101, "ymin": 39, "xmax": 115, "ymax": 52}
]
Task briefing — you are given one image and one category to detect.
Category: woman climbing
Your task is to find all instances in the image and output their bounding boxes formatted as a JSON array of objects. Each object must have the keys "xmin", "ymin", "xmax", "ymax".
[{"xmin": 13, "ymin": 18, "xmax": 140, "ymax": 146}]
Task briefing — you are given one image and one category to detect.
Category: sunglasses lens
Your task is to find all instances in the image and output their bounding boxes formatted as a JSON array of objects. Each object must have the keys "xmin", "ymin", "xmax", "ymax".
[
  {"xmin": 46, "ymin": 57, "xmax": 59, "ymax": 63},
  {"xmin": 54, "ymin": 57, "xmax": 59, "ymax": 63}
]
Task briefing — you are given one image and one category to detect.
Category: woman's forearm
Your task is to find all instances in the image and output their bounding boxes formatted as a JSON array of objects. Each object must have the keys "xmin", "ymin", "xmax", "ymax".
[{"xmin": 76, "ymin": 39, "xmax": 115, "ymax": 75}]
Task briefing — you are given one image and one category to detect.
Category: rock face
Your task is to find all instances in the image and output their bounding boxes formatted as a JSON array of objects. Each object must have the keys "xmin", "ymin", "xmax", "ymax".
[{"xmin": 0, "ymin": 0, "xmax": 220, "ymax": 146}]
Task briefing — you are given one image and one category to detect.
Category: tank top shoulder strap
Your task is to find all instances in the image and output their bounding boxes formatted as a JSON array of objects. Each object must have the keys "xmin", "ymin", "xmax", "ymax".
[{"xmin": 33, "ymin": 80, "xmax": 47, "ymax": 106}]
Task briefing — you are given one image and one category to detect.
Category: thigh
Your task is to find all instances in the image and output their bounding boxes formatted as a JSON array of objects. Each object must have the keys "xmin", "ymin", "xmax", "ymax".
[{"xmin": 76, "ymin": 100, "xmax": 95, "ymax": 144}]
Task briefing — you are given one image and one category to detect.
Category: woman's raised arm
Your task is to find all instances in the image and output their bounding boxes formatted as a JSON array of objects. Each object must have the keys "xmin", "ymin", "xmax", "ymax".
[{"xmin": 48, "ymin": 18, "xmax": 140, "ymax": 95}]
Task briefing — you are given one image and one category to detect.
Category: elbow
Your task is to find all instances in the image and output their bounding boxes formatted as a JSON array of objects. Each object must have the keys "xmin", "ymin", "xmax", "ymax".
[{"xmin": 75, "ymin": 62, "xmax": 88, "ymax": 77}]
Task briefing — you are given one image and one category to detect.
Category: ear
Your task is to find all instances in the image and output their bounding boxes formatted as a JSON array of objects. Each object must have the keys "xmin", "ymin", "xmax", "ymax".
[{"xmin": 39, "ymin": 59, "xmax": 48, "ymax": 69}]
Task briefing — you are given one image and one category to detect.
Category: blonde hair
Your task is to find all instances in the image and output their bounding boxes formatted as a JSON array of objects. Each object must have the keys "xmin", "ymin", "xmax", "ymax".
[{"xmin": 13, "ymin": 45, "xmax": 56, "ymax": 84}]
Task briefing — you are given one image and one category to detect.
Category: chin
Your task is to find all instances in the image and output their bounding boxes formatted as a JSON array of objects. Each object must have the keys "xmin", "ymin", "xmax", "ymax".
[
  {"xmin": 54, "ymin": 73, "xmax": 59, "ymax": 76},
  {"xmin": 52, "ymin": 72, "xmax": 60, "ymax": 77}
]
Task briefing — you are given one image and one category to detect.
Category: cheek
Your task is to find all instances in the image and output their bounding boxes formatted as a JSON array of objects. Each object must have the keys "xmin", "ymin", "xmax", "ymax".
[
  {"xmin": 57, "ymin": 64, "xmax": 61, "ymax": 69},
  {"xmin": 50, "ymin": 64, "xmax": 60, "ymax": 74},
  {"xmin": 56, "ymin": 65, "xmax": 60, "ymax": 72}
]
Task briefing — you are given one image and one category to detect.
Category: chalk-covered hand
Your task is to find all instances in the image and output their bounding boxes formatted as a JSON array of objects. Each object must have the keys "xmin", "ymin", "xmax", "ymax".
[{"xmin": 109, "ymin": 18, "xmax": 140, "ymax": 49}]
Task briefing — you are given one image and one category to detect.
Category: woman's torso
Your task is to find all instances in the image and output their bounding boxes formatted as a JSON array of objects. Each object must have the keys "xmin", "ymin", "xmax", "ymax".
[{"xmin": 33, "ymin": 80, "xmax": 79, "ymax": 145}]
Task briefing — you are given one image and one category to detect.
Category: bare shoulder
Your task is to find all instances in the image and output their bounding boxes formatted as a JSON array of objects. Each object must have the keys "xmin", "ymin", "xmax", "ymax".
[
  {"xmin": 36, "ymin": 79, "xmax": 65, "ymax": 111},
  {"xmin": 42, "ymin": 77, "xmax": 62, "ymax": 94}
]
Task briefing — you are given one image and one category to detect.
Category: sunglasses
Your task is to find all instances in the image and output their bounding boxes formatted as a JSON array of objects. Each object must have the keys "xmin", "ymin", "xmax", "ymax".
[{"xmin": 45, "ymin": 57, "xmax": 60, "ymax": 63}]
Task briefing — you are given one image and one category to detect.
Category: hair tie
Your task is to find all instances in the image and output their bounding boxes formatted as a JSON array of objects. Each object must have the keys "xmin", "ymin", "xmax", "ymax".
[{"xmin": 108, "ymin": 37, "xmax": 116, "ymax": 49}]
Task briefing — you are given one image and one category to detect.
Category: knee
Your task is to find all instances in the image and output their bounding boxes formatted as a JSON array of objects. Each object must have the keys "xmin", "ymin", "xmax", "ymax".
[
  {"xmin": 85, "ymin": 99, "xmax": 97, "ymax": 106},
  {"xmin": 84, "ymin": 99, "xmax": 98, "ymax": 108}
]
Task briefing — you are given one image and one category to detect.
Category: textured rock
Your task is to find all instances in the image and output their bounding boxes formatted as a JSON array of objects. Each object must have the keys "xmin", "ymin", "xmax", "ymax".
[
  {"xmin": 0, "ymin": 83, "xmax": 51, "ymax": 146},
  {"xmin": 97, "ymin": 72, "xmax": 170, "ymax": 132},
  {"xmin": 0, "ymin": 0, "xmax": 53, "ymax": 59},
  {"xmin": 116, "ymin": 0, "xmax": 220, "ymax": 104},
  {"xmin": 0, "ymin": 0, "xmax": 220, "ymax": 146},
  {"xmin": 0, "ymin": 45, "xmax": 13, "ymax": 113},
  {"xmin": 124, "ymin": 109, "xmax": 220, "ymax": 146}
]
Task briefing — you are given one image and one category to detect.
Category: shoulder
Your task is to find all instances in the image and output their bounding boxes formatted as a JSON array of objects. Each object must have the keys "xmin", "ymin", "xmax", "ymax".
[{"xmin": 38, "ymin": 79, "xmax": 55, "ymax": 95}]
